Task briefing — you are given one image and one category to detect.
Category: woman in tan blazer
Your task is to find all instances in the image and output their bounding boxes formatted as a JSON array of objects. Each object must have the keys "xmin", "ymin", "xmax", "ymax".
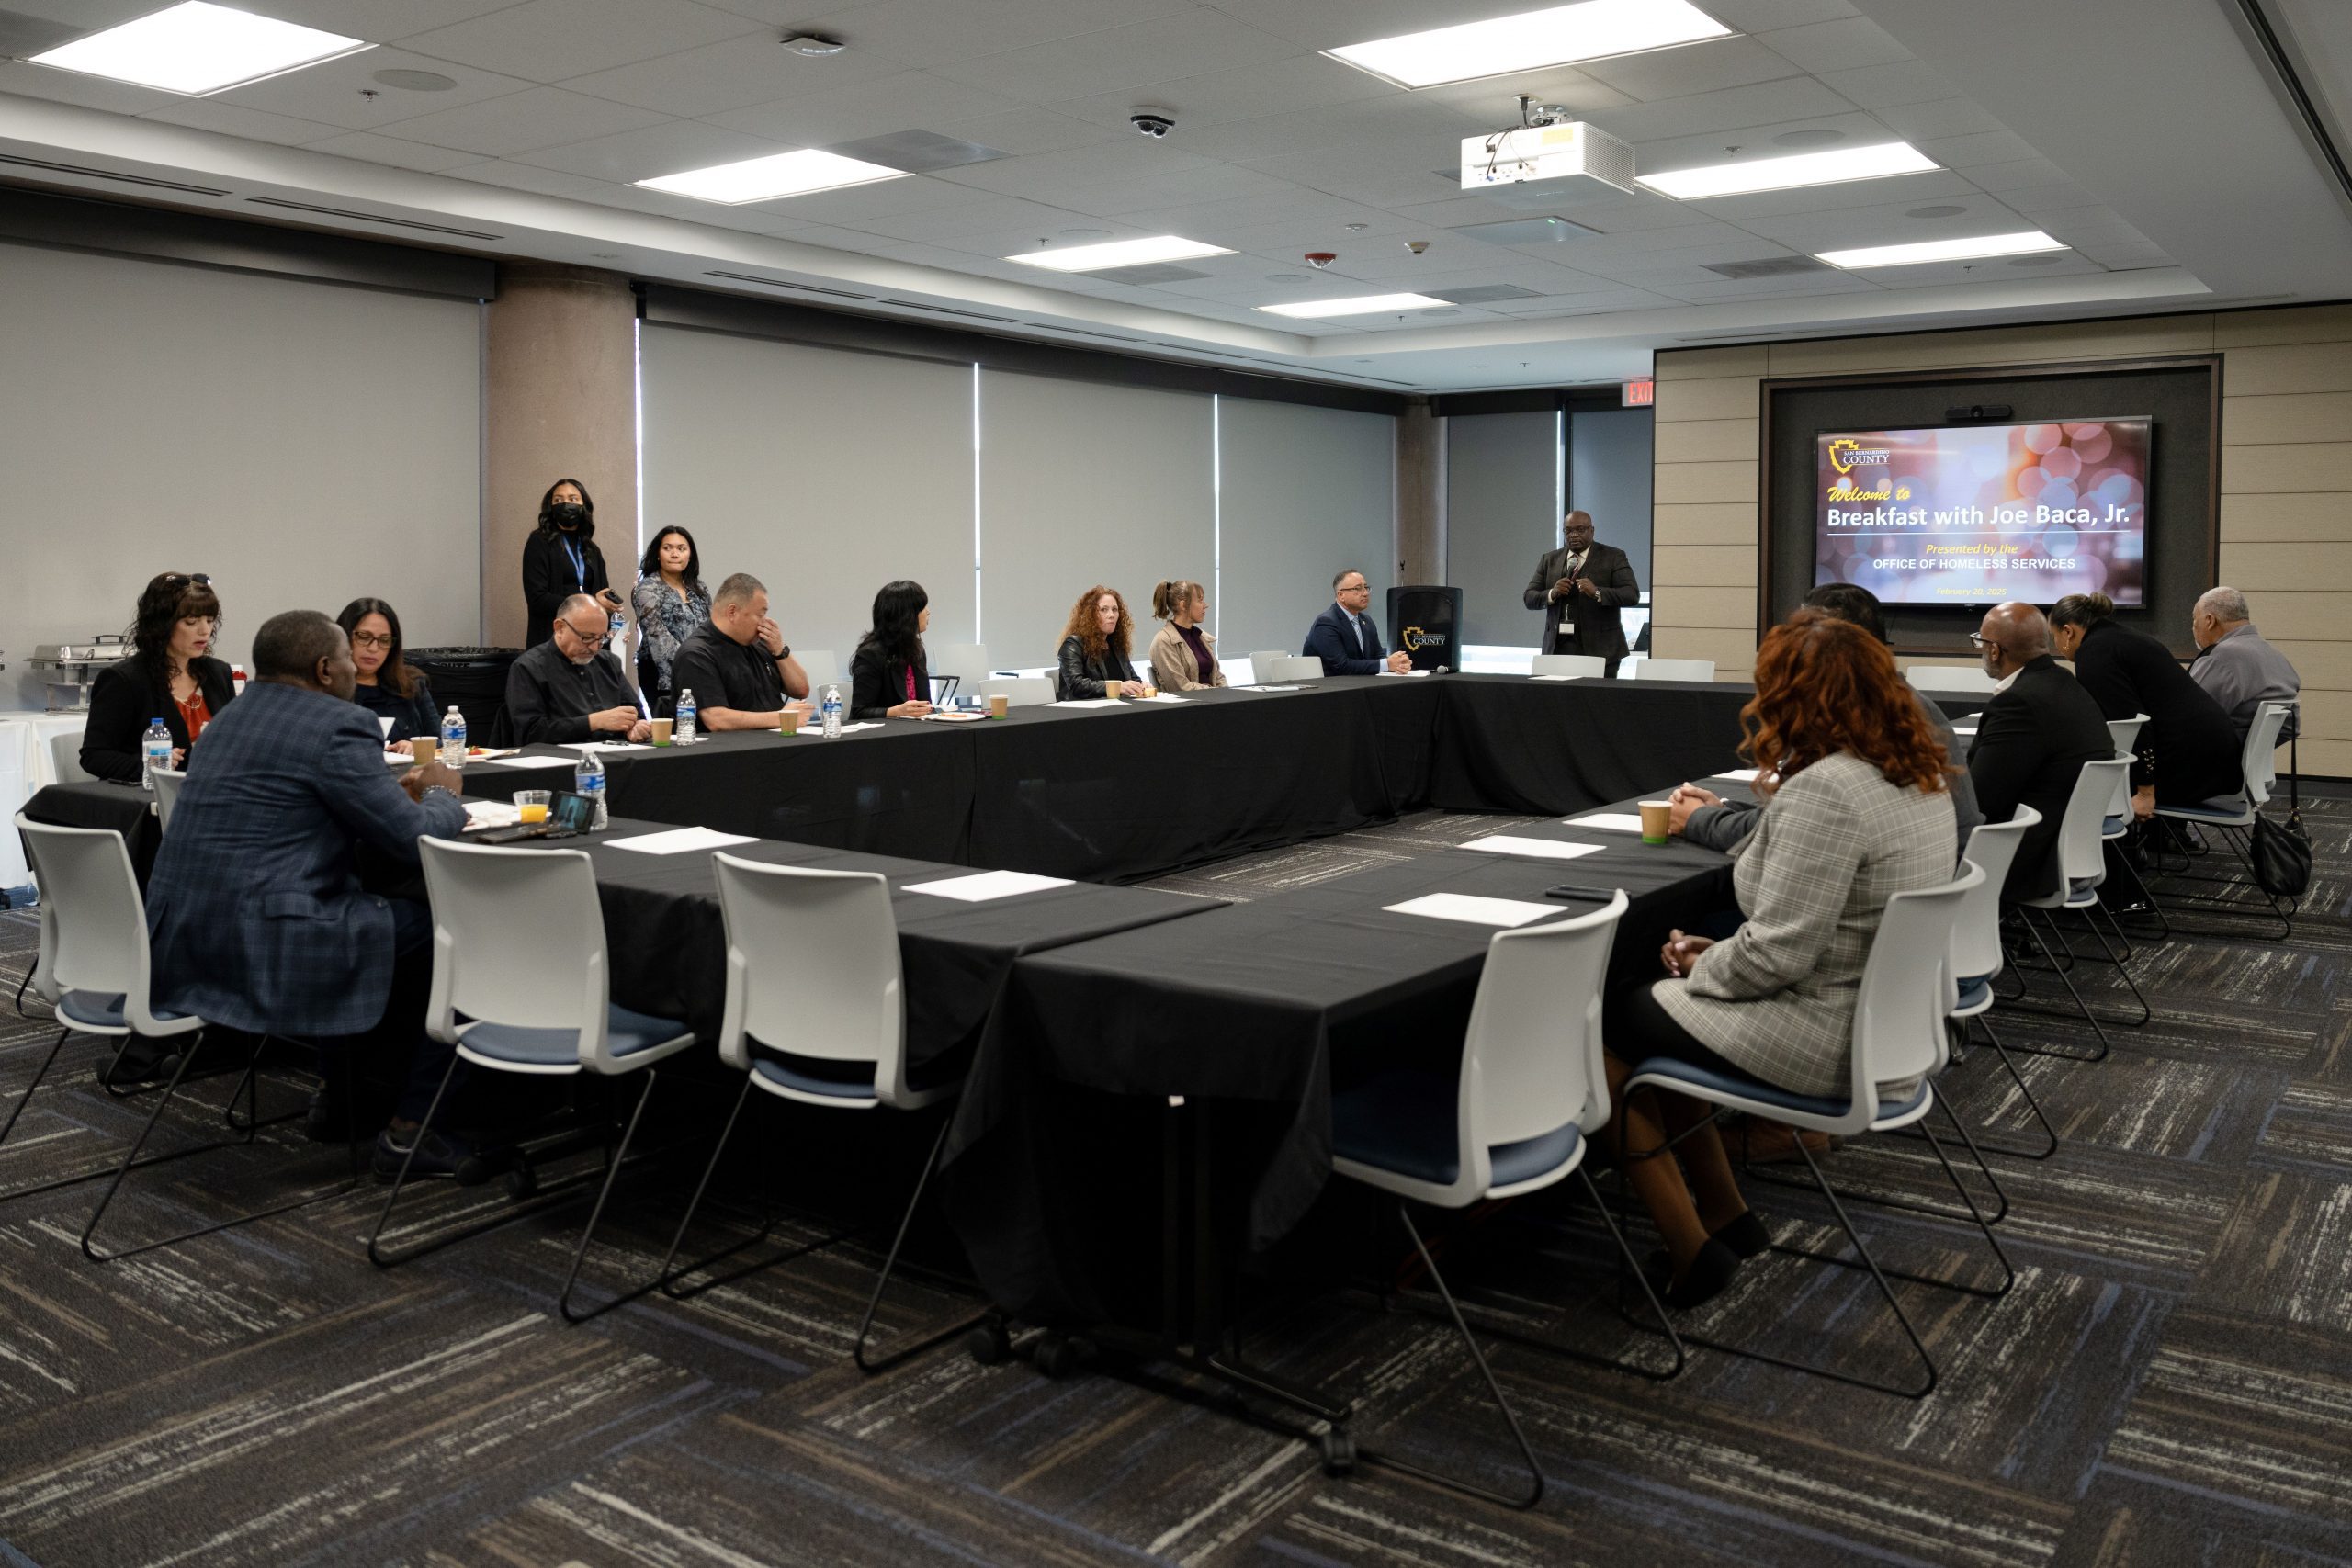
[{"xmin": 1148, "ymin": 579, "xmax": 1227, "ymax": 692}]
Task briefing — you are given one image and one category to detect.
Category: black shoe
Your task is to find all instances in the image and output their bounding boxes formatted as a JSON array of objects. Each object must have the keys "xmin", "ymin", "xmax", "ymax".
[
  {"xmin": 1645, "ymin": 1237, "xmax": 1744, "ymax": 1311},
  {"xmin": 372, "ymin": 1126, "xmax": 492, "ymax": 1185},
  {"xmin": 98, "ymin": 1040, "xmax": 181, "ymax": 1087}
]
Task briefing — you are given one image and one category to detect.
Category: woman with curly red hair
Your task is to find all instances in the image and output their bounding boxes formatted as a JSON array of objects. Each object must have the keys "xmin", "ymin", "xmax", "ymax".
[
  {"xmin": 1607, "ymin": 609, "xmax": 1959, "ymax": 1307},
  {"xmin": 1055, "ymin": 584, "xmax": 1148, "ymax": 700}
]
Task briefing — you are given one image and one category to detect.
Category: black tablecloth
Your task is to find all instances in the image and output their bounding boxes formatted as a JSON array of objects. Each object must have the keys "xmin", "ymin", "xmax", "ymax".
[{"xmin": 942, "ymin": 802, "xmax": 1740, "ymax": 1324}]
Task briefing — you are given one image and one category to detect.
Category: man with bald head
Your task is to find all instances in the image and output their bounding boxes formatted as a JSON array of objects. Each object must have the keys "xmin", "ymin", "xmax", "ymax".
[
  {"xmin": 505, "ymin": 592, "xmax": 652, "ymax": 746},
  {"xmin": 1964, "ymin": 601, "xmax": 2114, "ymax": 898},
  {"xmin": 1525, "ymin": 509, "xmax": 1639, "ymax": 675},
  {"xmin": 2189, "ymin": 585, "xmax": 2300, "ymax": 742}
]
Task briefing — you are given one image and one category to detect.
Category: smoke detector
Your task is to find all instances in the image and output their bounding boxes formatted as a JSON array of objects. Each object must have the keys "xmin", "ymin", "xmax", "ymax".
[{"xmin": 781, "ymin": 32, "xmax": 845, "ymax": 56}]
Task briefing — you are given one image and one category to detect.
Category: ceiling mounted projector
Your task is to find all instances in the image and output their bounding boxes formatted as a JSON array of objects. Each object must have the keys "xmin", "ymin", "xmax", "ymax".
[{"xmin": 1461, "ymin": 119, "xmax": 1634, "ymax": 197}]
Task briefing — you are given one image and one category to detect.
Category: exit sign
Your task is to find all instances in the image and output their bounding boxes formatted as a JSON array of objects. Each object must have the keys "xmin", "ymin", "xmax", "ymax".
[{"xmin": 1622, "ymin": 379, "xmax": 1655, "ymax": 407}]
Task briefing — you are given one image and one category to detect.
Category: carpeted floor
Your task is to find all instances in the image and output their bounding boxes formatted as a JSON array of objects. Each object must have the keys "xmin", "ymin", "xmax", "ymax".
[{"xmin": 0, "ymin": 795, "xmax": 2348, "ymax": 1567}]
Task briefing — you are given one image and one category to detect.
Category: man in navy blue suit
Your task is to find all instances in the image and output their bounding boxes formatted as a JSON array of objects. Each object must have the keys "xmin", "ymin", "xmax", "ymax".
[
  {"xmin": 146, "ymin": 609, "xmax": 481, "ymax": 1179},
  {"xmin": 1304, "ymin": 569, "xmax": 1412, "ymax": 676}
]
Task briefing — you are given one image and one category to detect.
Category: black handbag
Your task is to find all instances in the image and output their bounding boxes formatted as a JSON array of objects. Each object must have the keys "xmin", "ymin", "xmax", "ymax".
[{"xmin": 2251, "ymin": 731, "xmax": 2311, "ymax": 900}]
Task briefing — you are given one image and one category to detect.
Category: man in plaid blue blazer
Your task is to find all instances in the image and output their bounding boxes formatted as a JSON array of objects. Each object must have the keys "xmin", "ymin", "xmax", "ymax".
[{"xmin": 147, "ymin": 610, "xmax": 475, "ymax": 1174}]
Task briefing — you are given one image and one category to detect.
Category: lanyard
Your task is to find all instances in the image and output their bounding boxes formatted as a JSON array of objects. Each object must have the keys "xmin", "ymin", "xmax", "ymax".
[{"xmin": 560, "ymin": 536, "xmax": 586, "ymax": 590}]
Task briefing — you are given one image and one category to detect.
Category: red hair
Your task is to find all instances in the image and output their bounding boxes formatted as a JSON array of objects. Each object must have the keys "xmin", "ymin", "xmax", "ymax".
[
  {"xmin": 1061, "ymin": 584, "xmax": 1133, "ymax": 663},
  {"xmin": 1741, "ymin": 610, "xmax": 1952, "ymax": 794}
]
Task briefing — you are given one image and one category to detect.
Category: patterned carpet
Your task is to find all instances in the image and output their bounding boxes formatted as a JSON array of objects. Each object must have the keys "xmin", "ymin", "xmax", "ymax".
[{"xmin": 0, "ymin": 792, "xmax": 2348, "ymax": 1567}]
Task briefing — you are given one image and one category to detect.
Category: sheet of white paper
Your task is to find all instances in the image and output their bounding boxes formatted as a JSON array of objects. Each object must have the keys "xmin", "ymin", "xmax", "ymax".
[
  {"xmin": 462, "ymin": 801, "xmax": 519, "ymax": 829},
  {"xmin": 604, "ymin": 826, "xmax": 758, "ymax": 855},
  {"xmin": 1376, "ymin": 669, "xmax": 1430, "ymax": 678},
  {"xmin": 1563, "ymin": 812, "xmax": 1647, "ymax": 832},
  {"xmin": 563, "ymin": 741, "xmax": 651, "ymax": 753},
  {"xmin": 1233, "ymin": 684, "xmax": 1301, "ymax": 693},
  {"xmin": 377, "ymin": 716, "xmax": 396, "ymax": 738},
  {"xmin": 1133, "ymin": 693, "xmax": 1186, "ymax": 704},
  {"xmin": 1532, "ymin": 674, "xmax": 1591, "ymax": 682},
  {"xmin": 384, "ymin": 751, "xmax": 412, "ymax": 767},
  {"xmin": 476, "ymin": 753, "xmax": 571, "ymax": 769},
  {"xmin": 904, "ymin": 869, "xmax": 1073, "ymax": 902},
  {"xmin": 1951, "ymin": 726, "xmax": 1978, "ymax": 737},
  {"xmin": 786, "ymin": 722, "xmax": 880, "ymax": 735},
  {"xmin": 1384, "ymin": 893, "xmax": 1562, "ymax": 928},
  {"xmin": 1711, "ymin": 768, "xmax": 1762, "ymax": 783},
  {"xmin": 1047, "ymin": 698, "xmax": 1125, "ymax": 709},
  {"xmin": 1462, "ymin": 835, "xmax": 1604, "ymax": 862}
]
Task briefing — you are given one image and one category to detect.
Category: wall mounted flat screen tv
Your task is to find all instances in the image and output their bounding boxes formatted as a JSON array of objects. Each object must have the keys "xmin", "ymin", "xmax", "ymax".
[{"xmin": 1813, "ymin": 418, "xmax": 2149, "ymax": 606}]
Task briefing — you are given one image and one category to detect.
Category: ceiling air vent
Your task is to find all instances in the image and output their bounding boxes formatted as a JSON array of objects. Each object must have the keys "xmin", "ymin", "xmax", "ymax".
[
  {"xmin": 246, "ymin": 197, "xmax": 501, "ymax": 241},
  {"xmin": 1035, "ymin": 325, "xmax": 1148, "ymax": 344},
  {"xmin": 1702, "ymin": 255, "xmax": 1832, "ymax": 280},
  {"xmin": 879, "ymin": 299, "xmax": 1023, "ymax": 324},
  {"xmin": 0, "ymin": 153, "xmax": 229, "ymax": 197},
  {"xmin": 1091, "ymin": 263, "xmax": 1211, "ymax": 285},
  {"xmin": 705, "ymin": 271, "xmax": 869, "ymax": 300},
  {"xmin": 1430, "ymin": 283, "xmax": 1542, "ymax": 303}
]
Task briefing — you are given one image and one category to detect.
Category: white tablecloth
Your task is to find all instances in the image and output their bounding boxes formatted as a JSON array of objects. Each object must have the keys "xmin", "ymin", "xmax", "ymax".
[{"xmin": 1, "ymin": 711, "xmax": 88, "ymax": 891}]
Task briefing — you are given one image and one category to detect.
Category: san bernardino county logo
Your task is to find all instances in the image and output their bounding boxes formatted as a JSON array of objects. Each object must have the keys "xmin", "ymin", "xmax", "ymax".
[
  {"xmin": 1402, "ymin": 626, "xmax": 1447, "ymax": 651},
  {"xmin": 1826, "ymin": 437, "xmax": 1891, "ymax": 475}
]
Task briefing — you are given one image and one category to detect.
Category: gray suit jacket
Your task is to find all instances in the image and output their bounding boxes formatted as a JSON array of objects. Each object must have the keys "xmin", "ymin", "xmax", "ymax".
[
  {"xmin": 145, "ymin": 681, "xmax": 466, "ymax": 1037},
  {"xmin": 1523, "ymin": 542, "xmax": 1638, "ymax": 658}
]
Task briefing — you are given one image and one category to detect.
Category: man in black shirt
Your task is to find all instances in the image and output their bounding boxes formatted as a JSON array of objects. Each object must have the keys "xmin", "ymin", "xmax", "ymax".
[
  {"xmin": 1966, "ymin": 601, "xmax": 2114, "ymax": 900},
  {"xmin": 505, "ymin": 593, "xmax": 651, "ymax": 745},
  {"xmin": 669, "ymin": 572, "xmax": 810, "ymax": 730}
]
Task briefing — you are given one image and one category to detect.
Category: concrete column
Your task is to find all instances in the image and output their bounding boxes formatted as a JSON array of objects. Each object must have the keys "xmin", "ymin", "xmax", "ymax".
[
  {"xmin": 1395, "ymin": 399, "xmax": 1445, "ymax": 585},
  {"xmin": 483, "ymin": 263, "xmax": 638, "ymax": 648}
]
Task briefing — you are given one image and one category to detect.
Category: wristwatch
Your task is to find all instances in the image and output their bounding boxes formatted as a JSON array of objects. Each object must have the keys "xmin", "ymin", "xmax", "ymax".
[
  {"xmin": 423, "ymin": 784, "xmax": 459, "ymax": 806},
  {"xmin": 774, "ymin": 644, "xmax": 791, "ymax": 660}
]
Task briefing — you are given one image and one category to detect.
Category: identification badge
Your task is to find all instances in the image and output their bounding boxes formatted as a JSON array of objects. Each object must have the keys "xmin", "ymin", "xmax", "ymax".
[{"xmin": 1559, "ymin": 621, "xmax": 1574, "ymax": 635}]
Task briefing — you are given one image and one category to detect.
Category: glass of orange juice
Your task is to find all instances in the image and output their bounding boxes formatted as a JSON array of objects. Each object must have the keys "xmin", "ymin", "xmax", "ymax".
[{"xmin": 514, "ymin": 789, "xmax": 551, "ymax": 825}]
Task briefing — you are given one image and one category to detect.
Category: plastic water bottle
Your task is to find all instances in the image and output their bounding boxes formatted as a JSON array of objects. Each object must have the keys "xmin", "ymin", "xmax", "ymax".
[
  {"xmin": 822, "ymin": 684, "xmax": 842, "ymax": 739},
  {"xmin": 141, "ymin": 718, "xmax": 172, "ymax": 791},
  {"xmin": 674, "ymin": 688, "xmax": 697, "ymax": 745},
  {"xmin": 575, "ymin": 748, "xmax": 607, "ymax": 829},
  {"xmin": 439, "ymin": 705, "xmax": 467, "ymax": 772}
]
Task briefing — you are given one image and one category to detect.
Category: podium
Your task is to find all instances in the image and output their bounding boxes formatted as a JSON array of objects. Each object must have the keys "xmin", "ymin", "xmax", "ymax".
[{"xmin": 1386, "ymin": 585, "xmax": 1464, "ymax": 671}]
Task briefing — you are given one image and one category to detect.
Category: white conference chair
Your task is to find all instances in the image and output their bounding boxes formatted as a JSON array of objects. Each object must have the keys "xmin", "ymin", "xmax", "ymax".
[
  {"xmin": 151, "ymin": 768, "xmax": 187, "ymax": 833},
  {"xmin": 2151, "ymin": 701, "xmax": 2296, "ymax": 933},
  {"xmin": 1328, "ymin": 891, "xmax": 1674, "ymax": 1506},
  {"xmin": 795, "ymin": 649, "xmax": 840, "ymax": 694},
  {"xmin": 972, "ymin": 675, "xmax": 1053, "ymax": 708},
  {"xmin": 928, "ymin": 643, "xmax": 989, "ymax": 683},
  {"xmin": 1947, "ymin": 808, "xmax": 2059, "ymax": 1160},
  {"xmin": 652, "ymin": 856, "xmax": 987, "ymax": 1375},
  {"xmin": 1246, "ymin": 651, "xmax": 1287, "ymax": 674},
  {"xmin": 1264, "ymin": 654, "xmax": 1327, "ymax": 682},
  {"xmin": 1904, "ymin": 663, "xmax": 2001, "ymax": 694},
  {"xmin": 2098, "ymin": 715, "xmax": 2169, "ymax": 938},
  {"xmin": 1626, "ymin": 864, "xmax": 1998, "ymax": 1399},
  {"xmin": 2007, "ymin": 757, "xmax": 2144, "ymax": 1056},
  {"xmin": 1630, "ymin": 658, "xmax": 1714, "ymax": 682},
  {"xmin": 369, "ymin": 839, "xmax": 699, "ymax": 1322},
  {"xmin": 1530, "ymin": 654, "xmax": 1607, "ymax": 679},
  {"xmin": 47, "ymin": 729, "xmax": 92, "ymax": 787},
  {"xmin": 15, "ymin": 816, "xmax": 342, "ymax": 1261}
]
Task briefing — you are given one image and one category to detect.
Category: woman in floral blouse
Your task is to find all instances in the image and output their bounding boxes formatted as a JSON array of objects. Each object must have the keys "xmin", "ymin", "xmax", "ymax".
[{"xmin": 631, "ymin": 525, "xmax": 711, "ymax": 717}]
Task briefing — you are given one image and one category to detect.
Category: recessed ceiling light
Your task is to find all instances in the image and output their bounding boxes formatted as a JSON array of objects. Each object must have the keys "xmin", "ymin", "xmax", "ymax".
[
  {"xmin": 1259, "ymin": 293, "xmax": 1448, "ymax": 318},
  {"xmin": 1640, "ymin": 142, "xmax": 1937, "ymax": 199},
  {"xmin": 1327, "ymin": 0, "xmax": 1733, "ymax": 89},
  {"xmin": 372, "ymin": 67, "xmax": 456, "ymax": 91},
  {"xmin": 32, "ymin": 2, "xmax": 370, "ymax": 96},
  {"xmin": 1816, "ymin": 231, "xmax": 2067, "ymax": 267},
  {"xmin": 1008, "ymin": 236, "xmax": 1233, "ymax": 272},
  {"xmin": 638, "ymin": 148, "xmax": 908, "ymax": 204}
]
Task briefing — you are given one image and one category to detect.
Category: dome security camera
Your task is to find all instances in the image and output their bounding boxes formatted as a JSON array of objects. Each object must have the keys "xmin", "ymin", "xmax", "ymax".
[{"xmin": 1130, "ymin": 110, "xmax": 1175, "ymax": 138}]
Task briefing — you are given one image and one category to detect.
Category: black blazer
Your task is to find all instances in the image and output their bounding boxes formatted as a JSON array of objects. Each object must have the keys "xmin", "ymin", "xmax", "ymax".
[
  {"xmin": 81, "ymin": 655, "xmax": 237, "ymax": 783},
  {"xmin": 1966, "ymin": 656, "xmax": 2115, "ymax": 901},
  {"xmin": 850, "ymin": 639, "xmax": 930, "ymax": 720},
  {"xmin": 1302, "ymin": 603, "xmax": 1387, "ymax": 676},
  {"xmin": 1523, "ymin": 542, "xmax": 1639, "ymax": 658},
  {"xmin": 2070, "ymin": 618, "xmax": 2242, "ymax": 805},
  {"xmin": 1056, "ymin": 636, "xmax": 1136, "ymax": 700},
  {"xmin": 520, "ymin": 528, "xmax": 611, "ymax": 647}
]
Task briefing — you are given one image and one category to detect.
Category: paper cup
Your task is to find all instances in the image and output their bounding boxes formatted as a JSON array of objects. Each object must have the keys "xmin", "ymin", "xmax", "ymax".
[
  {"xmin": 1640, "ymin": 800, "xmax": 1672, "ymax": 845},
  {"xmin": 410, "ymin": 737, "xmax": 437, "ymax": 766},
  {"xmin": 988, "ymin": 694, "xmax": 1010, "ymax": 717},
  {"xmin": 650, "ymin": 717, "xmax": 673, "ymax": 746},
  {"xmin": 778, "ymin": 709, "xmax": 804, "ymax": 734}
]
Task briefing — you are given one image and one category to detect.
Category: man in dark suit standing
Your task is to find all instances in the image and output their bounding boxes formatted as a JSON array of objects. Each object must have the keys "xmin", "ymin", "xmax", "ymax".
[
  {"xmin": 145, "ymin": 609, "xmax": 481, "ymax": 1178},
  {"xmin": 1965, "ymin": 601, "xmax": 2114, "ymax": 900},
  {"xmin": 1523, "ymin": 509, "xmax": 1640, "ymax": 675},
  {"xmin": 1304, "ymin": 569, "xmax": 1412, "ymax": 676}
]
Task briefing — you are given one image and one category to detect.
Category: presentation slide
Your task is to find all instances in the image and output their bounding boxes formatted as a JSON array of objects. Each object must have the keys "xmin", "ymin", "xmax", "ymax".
[{"xmin": 1813, "ymin": 419, "xmax": 2149, "ymax": 606}]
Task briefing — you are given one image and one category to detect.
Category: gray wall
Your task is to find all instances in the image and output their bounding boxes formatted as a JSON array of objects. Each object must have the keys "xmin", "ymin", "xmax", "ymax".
[
  {"xmin": 1217, "ymin": 396, "xmax": 1396, "ymax": 660},
  {"xmin": 1570, "ymin": 407, "xmax": 1654, "ymax": 596},
  {"xmin": 1445, "ymin": 411, "xmax": 1562, "ymax": 646}
]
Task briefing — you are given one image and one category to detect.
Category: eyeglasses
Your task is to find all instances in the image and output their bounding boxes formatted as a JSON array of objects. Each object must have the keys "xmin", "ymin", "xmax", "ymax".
[
  {"xmin": 1966, "ymin": 633, "xmax": 1994, "ymax": 648},
  {"xmin": 350, "ymin": 632, "xmax": 395, "ymax": 649},
  {"xmin": 561, "ymin": 623, "xmax": 609, "ymax": 646},
  {"xmin": 163, "ymin": 572, "xmax": 211, "ymax": 589}
]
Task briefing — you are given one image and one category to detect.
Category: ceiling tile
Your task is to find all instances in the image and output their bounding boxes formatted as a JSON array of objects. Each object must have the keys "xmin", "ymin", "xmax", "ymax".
[
  {"xmin": 704, "ymin": 68, "xmax": 1027, "ymax": 145},
  {"xmin": 927, "ymin": 9, "xmax": 1307, "ymax": 106},
  {"xmin": 1964, "ymin": 157, "xmax": 2075, "ymax": 193},
  {"xmin": 1204, "ymin": 0, "xmax": 1543, "ymax": 53},
  {"xmin": 440, "ymin": 158, "xmax": 620, "ymax": 199},
  {"xmin": 242, "ymin": 1, "xmax": 533, "ymax": 39},
  {"xmin": 560, "ymin": 31, "xmax": 906, "ymax": 117},
  {"xmin": 1996, "ymin": 181, "xmax": 2103, "ymax": 215},
  {"xmin": 763, "ymin": 0, "xmax": 1206, "ymax": 70},
  {"xmin": 934, "ymin": 138, "xmax": 1216, "ymax": 199},
  {"xmin": 1755, "ymin": 16, "xmax": 1911, "ymax": 73},
  {"xmin": 1052, "ymin": 50, "xmax": 1396, "ymax": 132},
  {"xmin": 510, "ymin": 119, "xmax": 789, "ymax": 182},
  {"xmin": 1578, "ymin": 35, "xmax": 1806, "ymax": 103},
  {"xmin": 1589, "ymin": 76, "xmax": 1860, "ymax": 142},
  {"xmin": 0, "ymin": 58, "xmax": 175, "ymax": 113},
  {"xmin": 1068, "ymin": 162, "xmax": 1300, "ymax": 214},
  {"xmin": 206, "ymin": 47, "xmax": 538, "ymax": 130},
  {"xmin": 753, "ymin": 173, "xmax": 1022, "ymax": 227},
  {"xmin": 1916, "ymin": 129, "xmax": 2041, "ymax": 169},
  {"xmin": 925, "ymin": 105, "xmax": 1125, "ymax": 156},
  {"xmin": 137, "ymin": 100, "xmax": 342, "ymax": 146},
  {"xmin": 0, "ymin": 0, "xmax": 161, "ymax": 28},
  {"xmin": 358, "ymin": 85, "xmax": 671, "ymax": 157},
  {"xmin": 1813, "ymin": 60, "xmax": 1954, "ymax": 110},
  {"xmin": 1867, "ymin": 97, "xmax": 2003, "ymax": 141},
  {"xmin": 1415, "ymin": 65, "xmax": 1635, "ymax": 124},
  {"xmin": 1183, "ymin": 91, "xmax": 1480, "ymax": 163},
  {"xmin": 1631, "ymin": 109, "xmax": 1901, "ymax": 173},
  {"xmin": 400, "ymin": 0, "xmax": 766, "ymax": 83},
  {"xmin": 302, "ymin": 130, "xmax": 491, "ymax": 172},
  {"xmin": 1699, "ymin": 0, "xmax": 1860, "ymax": 27},
  {"xmin": 1731, "ymin": 192, "xmax": 2030, "ymax": 248}
]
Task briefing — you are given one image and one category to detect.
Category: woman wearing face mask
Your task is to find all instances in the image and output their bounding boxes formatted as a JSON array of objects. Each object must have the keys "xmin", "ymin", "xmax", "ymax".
[
  {"xmin": 82, "ymin": 571, "xmax": 235, "ymax": 782},
  {"xmin": 520, "ymin": 478, "xmax": 623, "ymax": 647},
  {"xmin": 631, "ymin": 525, "xmax": 711, "ymax": 717},
  {"xmin": 336, "ymin": 597, "xmax": 440, "ymax": 753}
]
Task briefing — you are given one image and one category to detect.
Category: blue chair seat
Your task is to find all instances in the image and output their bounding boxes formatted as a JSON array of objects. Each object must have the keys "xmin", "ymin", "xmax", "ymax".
[
  {"xmin": 2159, "ymin": 796, "xmax": 2250, "ymax": 823},
  {"xmin": 459, "ymin": 1004, "xmax": 690, "ymax": 1068},
  {"xmin": 2102, "ymin": 815, "xmax": 2125, "ymax": 837},
  {"xmin": 1630, "ymin": 1054, "xmax": 1928, "ymax": 1124},
  {"xmin": 1954, "ymin": 974, "xmax": 1993, "ymax": 1012},
  {"xmin": 744, "ymin": 1039, "xmax": 963, "ymax": 1103},
  {"xmin": 1331, "ymin": 1067, "xmax": 1581, "ymax": 1190},
  {"xmin": 59, "ymin": 990, "xmax": 190, "ymax": 1031}
]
